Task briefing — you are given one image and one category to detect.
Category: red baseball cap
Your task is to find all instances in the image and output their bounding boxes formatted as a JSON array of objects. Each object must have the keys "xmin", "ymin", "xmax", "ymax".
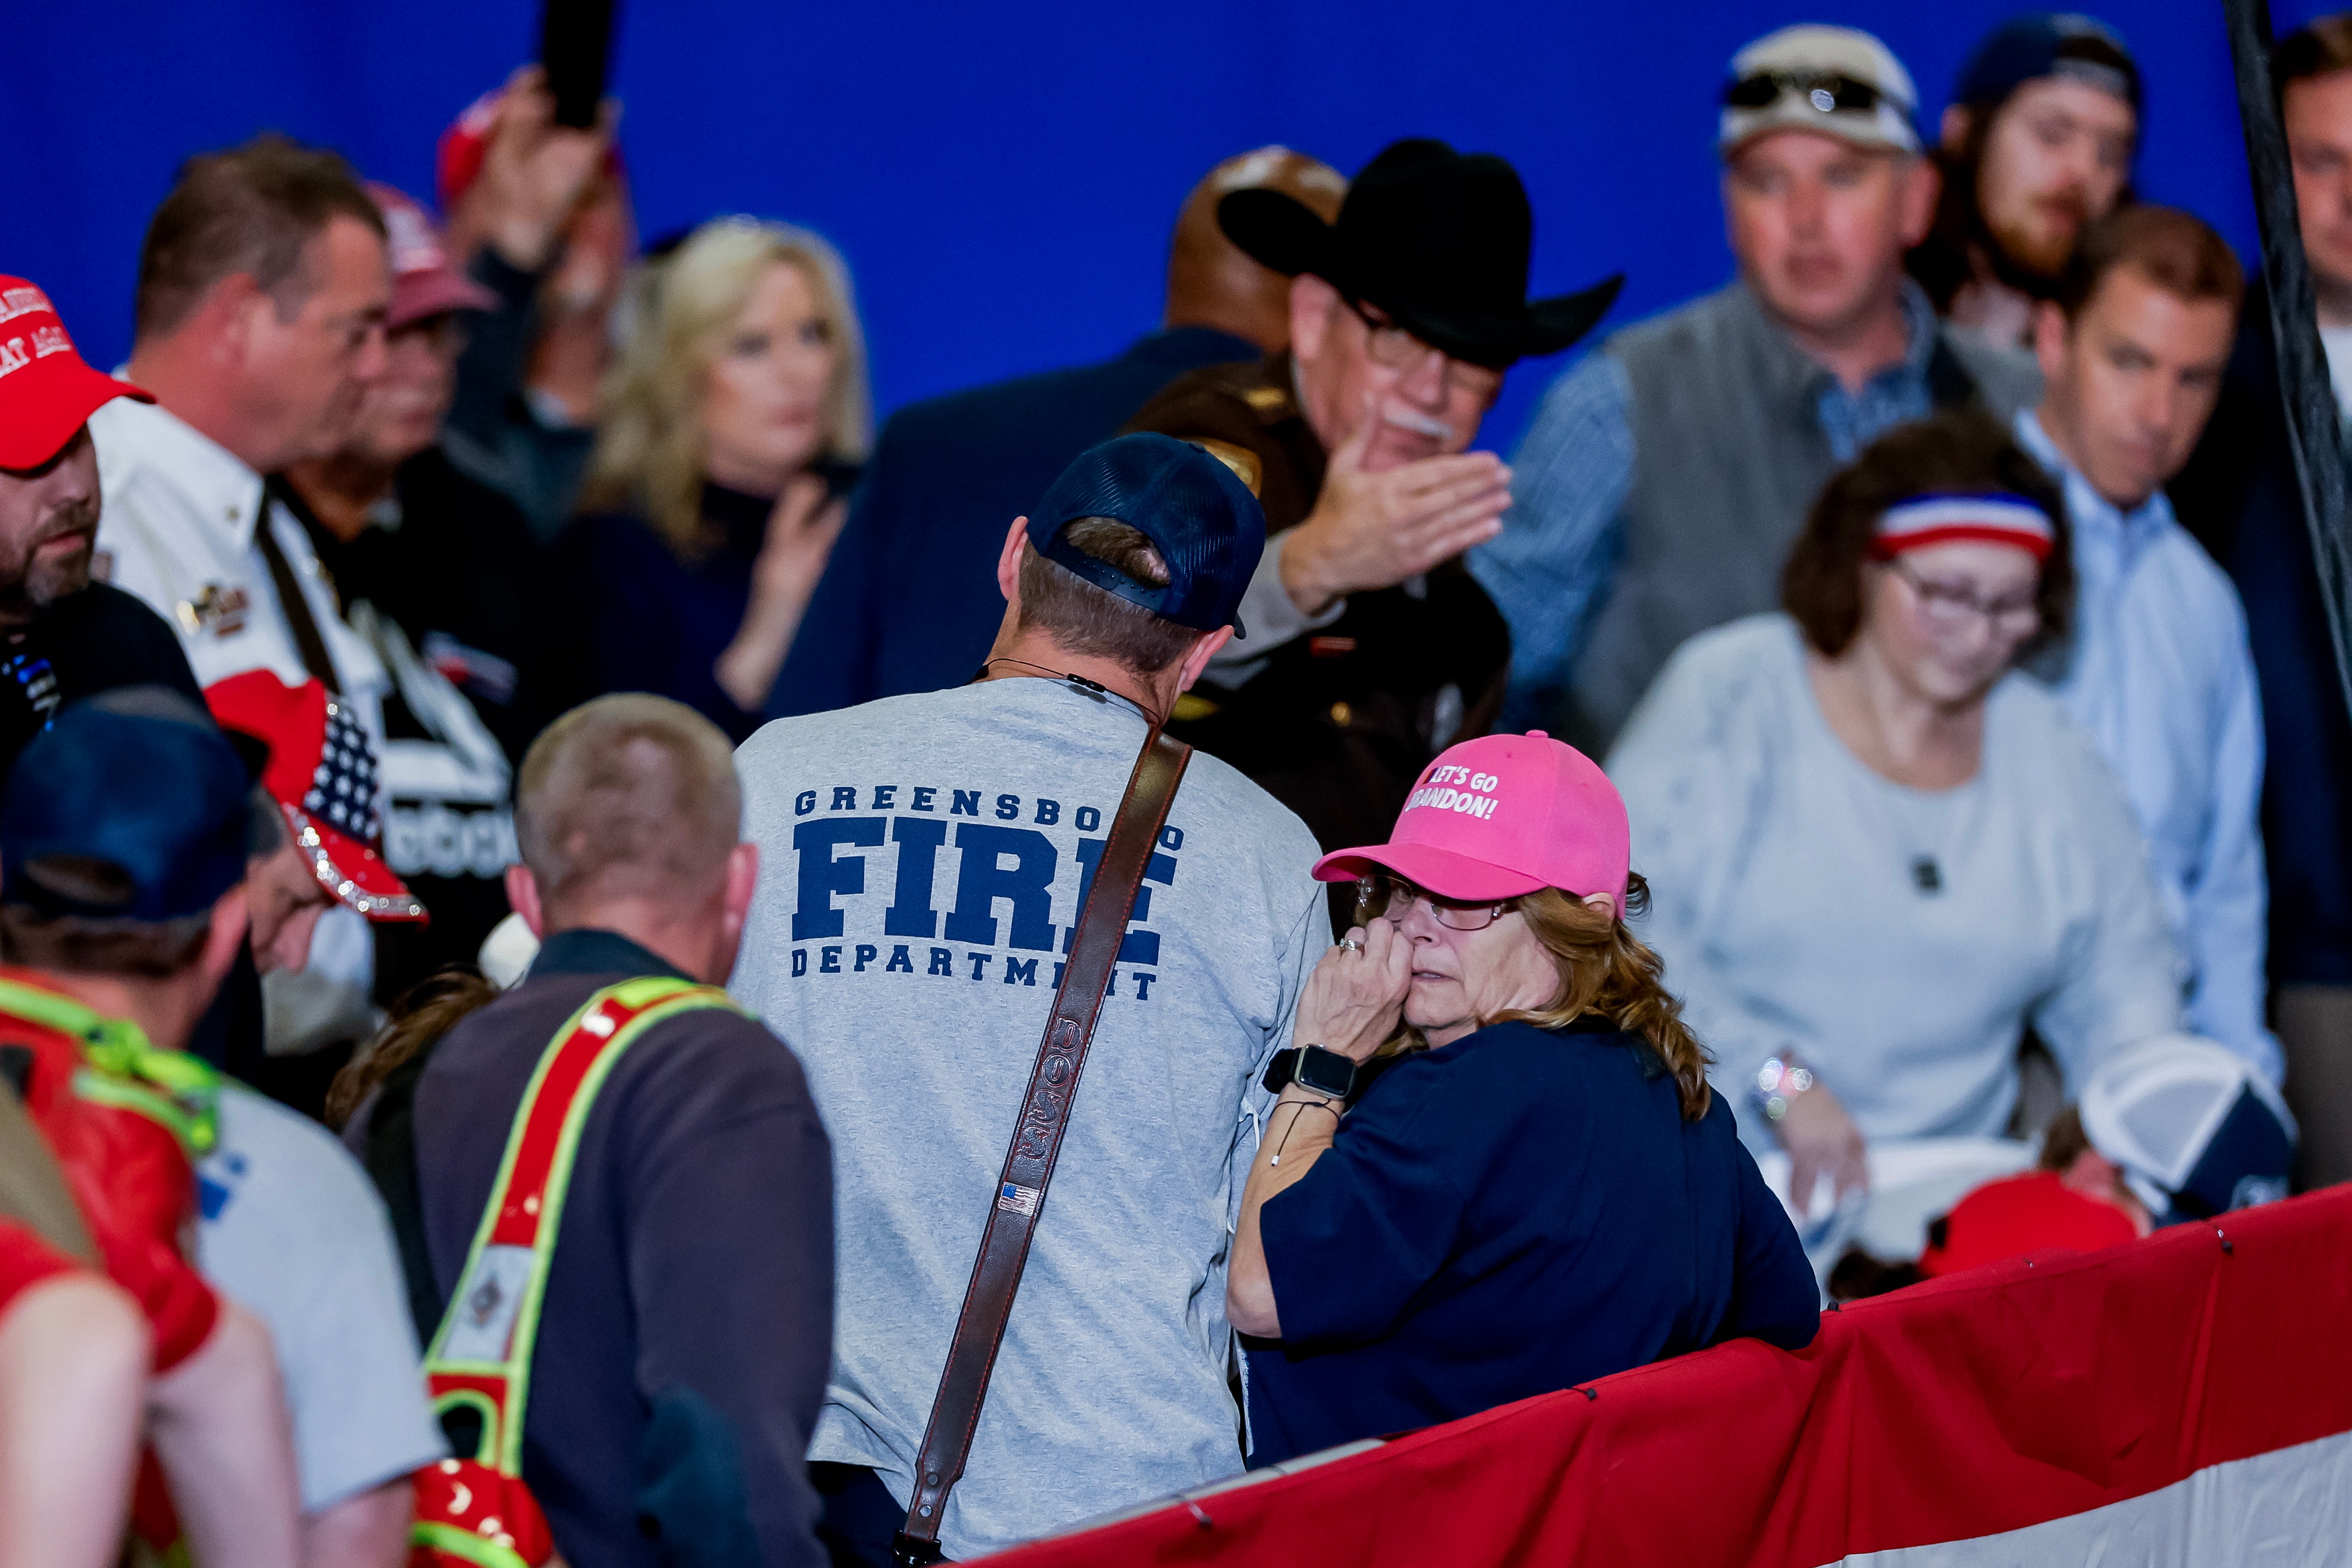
[
  {"xmin": 0, "ymin": 279, "xmax": 153, "ymax": 469},
  {"xmin": 436, "ymin": 84, "xmax": 625, "ymax": 215},
  {"xmin": 1915, "ymin": 1170, "xmax": 2138, "ymax": 1278},
  {"xmin": 368, "ymin": 183, "xmax": 495, "ymax": 330},
  {"xmin": 1312, "ymin": 731, "xmax": 1632, "ymax": 917},
  {"xmin": 203, "ymin": 671, "xmax": 427, "ymax": 923}
]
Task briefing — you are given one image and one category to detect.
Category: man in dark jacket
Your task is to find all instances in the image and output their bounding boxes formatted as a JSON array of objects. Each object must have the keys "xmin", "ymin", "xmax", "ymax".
[
  {"xmin": 345, "ymin": 694, "xmax": 832, "ymax": 1568},
  {"xmin": 766, "ymin": 147, "xmax": 1345, "ymax": 720},
  {"xmin": 1127, "ymin": 138, "xmax": 1621, "ymax": 858},
  {"xmin": 0, "ymin": 278, "xmax": 201, "ymax": 773},
  {"xmin": 2168, "ymin": 12, "xmax": 2352, "ymax": 1187}
]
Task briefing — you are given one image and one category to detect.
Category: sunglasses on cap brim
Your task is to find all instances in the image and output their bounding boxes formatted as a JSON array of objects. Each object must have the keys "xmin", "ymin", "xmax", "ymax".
[{"xmin": 1723, "ymin": 70, "xmax": 1885, "ymax": 115}]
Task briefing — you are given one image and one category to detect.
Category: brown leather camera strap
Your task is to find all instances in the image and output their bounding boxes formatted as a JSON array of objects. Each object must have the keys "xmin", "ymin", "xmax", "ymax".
[{"xmin": 892, "ymin": 724, "xmax": 1191, "ymax": 1565}]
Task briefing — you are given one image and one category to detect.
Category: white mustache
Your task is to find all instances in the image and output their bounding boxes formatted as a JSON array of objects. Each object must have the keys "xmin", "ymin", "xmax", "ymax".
[{"xmin": 1381, "ymin": 403, "xmax": 1455, "ymax": 441}]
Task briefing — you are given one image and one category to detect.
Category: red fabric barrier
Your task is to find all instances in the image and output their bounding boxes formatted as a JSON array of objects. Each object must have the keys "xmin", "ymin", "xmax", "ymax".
[{"xmin": 986, "ymin": 1186, "xmax": 2352, "ymax": 1567}]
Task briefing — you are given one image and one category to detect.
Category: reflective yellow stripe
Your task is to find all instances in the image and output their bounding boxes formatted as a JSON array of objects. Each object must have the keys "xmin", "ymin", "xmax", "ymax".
[
  {"xmin": 411, "ymin": 1519, "xmax": 533, "ymax": 1568},
  {"xmin": 423, "ymin": 977, "xmax": 745, "ymax": 1476},
  {"xmin": 0, "ymin": 975, "xmax": 219, "ymax": 1154}
]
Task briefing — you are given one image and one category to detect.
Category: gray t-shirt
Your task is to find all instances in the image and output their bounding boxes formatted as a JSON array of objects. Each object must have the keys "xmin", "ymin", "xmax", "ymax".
[
  {"xmin": 732, "ymin": 677, "xmax": 1322, "ymax": 1559},
  {"xmin": 197, "ymin": 1083, "xmax": 446, "ymax": 1513},
  {"xmin": 1607, "ymin": 614, "xmax": 2185, "ymax": 1146}
]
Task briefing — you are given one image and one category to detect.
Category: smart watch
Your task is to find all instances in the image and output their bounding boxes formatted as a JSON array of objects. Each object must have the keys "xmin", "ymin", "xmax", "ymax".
[{"xmin": 1292, "ymin": 1044, "xmax": 1357, "ymax": 1101}]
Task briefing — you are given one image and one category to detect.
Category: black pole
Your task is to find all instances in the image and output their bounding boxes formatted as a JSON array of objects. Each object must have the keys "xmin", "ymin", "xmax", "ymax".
[{"xmin": 2222, "ymin": 0, "xmax": 2352, "ymax": 718}]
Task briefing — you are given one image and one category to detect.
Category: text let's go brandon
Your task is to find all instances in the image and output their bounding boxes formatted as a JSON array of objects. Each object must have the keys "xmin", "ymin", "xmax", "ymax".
[{"xmin": 781, "ymin": 780, "xmax": 1184, "ymax": 1001}]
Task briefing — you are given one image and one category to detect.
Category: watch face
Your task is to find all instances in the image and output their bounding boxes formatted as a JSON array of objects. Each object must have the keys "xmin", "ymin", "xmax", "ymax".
[{"xmin": 1295, "ymin": 1046, "xmax": 1355, "ymax": 1098}]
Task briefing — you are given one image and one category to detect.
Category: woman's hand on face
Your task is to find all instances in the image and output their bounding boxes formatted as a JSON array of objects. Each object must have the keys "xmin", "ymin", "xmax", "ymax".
[
  {"xmin": 1295, "ymin": 920, "xmax": 1411, "ymax": 1063},
  {"xmin": 1777, "ymin": 1077, "xmax": 1870, "ymax": 1218}
]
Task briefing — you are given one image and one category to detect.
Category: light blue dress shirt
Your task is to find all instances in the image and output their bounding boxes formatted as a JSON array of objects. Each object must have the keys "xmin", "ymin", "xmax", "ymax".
[
  {"xmin": 1472, "ymin": 285, "xmax": 1941, "ymax": 731},
  {"xmin": 2014, "ymin": 408, "xmax": 2282, "ymax": 1082}
]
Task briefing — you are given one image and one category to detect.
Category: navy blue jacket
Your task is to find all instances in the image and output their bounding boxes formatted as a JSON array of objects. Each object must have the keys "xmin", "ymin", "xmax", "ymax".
[
  {"xmin": 1245, "ymin": 1017, "xmax": 1817, "ymax": 1467},
  {"xmin": 2170, "ymin": 287, "xmax": 2352, "ymax": 987},
  {"xmin": 353, "ymin": 929, "xmax": 834, "ymax": 1568},
  {"xmin": 766, "ymin": 326, "xmax": 1258, "ymax": 718},
  {"xmin": 545, "ymin": 481, "xmax": 841, "ymax": 745}
]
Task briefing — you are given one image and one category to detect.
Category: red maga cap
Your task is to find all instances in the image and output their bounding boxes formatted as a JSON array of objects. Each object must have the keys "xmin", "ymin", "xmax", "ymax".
[
  {"xmin": 203, "ymin": 671, "xmax": 427, "ymax": 924},
  {"xmin": 369, "ymin": 183, "xmax": 496, "ymax": 329},
  {"xmin": 0, "ymin": 279, "xmax": 153, "ymax": 469},
  {"xmin": 436, "ymin": 85, "xmax": 625, "ymax": 215}
]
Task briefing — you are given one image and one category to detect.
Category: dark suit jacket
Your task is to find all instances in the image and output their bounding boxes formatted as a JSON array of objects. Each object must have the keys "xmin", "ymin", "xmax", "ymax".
[
  {"xmin": 766, "ymin": 326, "xmax": 1257, "ymax": 719},
  {"xmin": 2170, "ymin": 284, "xmax": 2352, "ymax": 987}
]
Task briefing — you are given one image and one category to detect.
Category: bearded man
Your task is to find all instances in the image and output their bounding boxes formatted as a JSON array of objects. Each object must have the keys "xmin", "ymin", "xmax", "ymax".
[{"xmin": 1907, "ymin": 13, "xmax": 2142, "ymax": 346}]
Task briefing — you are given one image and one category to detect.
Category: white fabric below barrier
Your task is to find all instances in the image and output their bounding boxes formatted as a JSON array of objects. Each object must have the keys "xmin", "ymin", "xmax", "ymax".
[{"xmin": 1838, "ymin": 1427, "xmax": 2352, "ymax": 1567}]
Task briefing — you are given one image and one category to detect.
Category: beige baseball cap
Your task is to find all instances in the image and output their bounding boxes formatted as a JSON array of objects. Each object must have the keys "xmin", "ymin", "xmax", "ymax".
[{"xmin": 1720, "ymin": 24, "xmax": 1920, "ymax": 159}]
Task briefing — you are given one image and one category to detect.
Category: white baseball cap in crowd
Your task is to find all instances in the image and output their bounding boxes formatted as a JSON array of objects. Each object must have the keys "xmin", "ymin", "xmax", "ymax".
[
  {"xmin": 2080, "ymin": 1035, "xmax": 2295, "ymax": 1224},
  {"xmin": 1720, "ymin": 24, "xmax": 1921, "ymax": 160}
]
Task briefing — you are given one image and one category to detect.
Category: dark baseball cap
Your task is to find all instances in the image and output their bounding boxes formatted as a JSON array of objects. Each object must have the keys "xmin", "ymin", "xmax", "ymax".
[
  {"xmin": 1, "ymin": 692, "xmax": 256, "ymax": 925},
  {"xmin": 1955, "ymin": 13, "xmax": 2140, "ymax": 112},
  {"xmin": 1026, "ymin": 433, "xmax": 1268, "ymax": 636}
]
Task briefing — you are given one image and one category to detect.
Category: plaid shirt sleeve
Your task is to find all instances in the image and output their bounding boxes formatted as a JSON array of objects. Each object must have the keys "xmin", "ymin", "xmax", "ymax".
[{"xmin": 1469, "ymin": 351, "xmax": 1636, "ymax": 732}]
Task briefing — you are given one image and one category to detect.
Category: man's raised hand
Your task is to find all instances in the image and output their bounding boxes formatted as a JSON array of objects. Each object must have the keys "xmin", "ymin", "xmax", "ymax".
[{"xmin": 1280, "ymin": 403, "xmax": 1510, "ymax": 616}]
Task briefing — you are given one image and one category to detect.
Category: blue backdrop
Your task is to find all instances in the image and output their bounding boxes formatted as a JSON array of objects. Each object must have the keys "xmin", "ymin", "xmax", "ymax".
[{"xmin": 1, "ymin": 1, "xmax": 2335, "ymax": 452}]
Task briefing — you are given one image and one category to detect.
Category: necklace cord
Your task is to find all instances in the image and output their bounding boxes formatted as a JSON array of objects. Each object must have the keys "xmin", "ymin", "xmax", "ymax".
[{"xmin": 974, "ymin": 658, "xmax": 1166, "ymax": 727}]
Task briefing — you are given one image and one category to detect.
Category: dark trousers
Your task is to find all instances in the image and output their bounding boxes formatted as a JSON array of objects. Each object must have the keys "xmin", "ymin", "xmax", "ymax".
[{"xmin": 811, "ymin": 1464, "xmax": 954, "ymax": 1567}]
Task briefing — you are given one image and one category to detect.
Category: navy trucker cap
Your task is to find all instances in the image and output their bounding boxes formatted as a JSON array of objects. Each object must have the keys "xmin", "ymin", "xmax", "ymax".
[
  {"xmin": 1, "ymin": 693, "xmax": 255, "ymax": 924},
  {"xmin": 1027, "ymin": 433, "xmax": 1268, "ymax": 635},
  {"xmin": 1955, "ymin": 13, "xmax": 2140, "ymax": 111}
]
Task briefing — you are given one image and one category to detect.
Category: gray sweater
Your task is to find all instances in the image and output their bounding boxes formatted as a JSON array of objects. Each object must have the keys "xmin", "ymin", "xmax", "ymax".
[
  {"xmin": 730, "ymin": 678, "xmax": 1324, "ymax": 1558},
  {"xmin": 1608, "ymin": 615, "xmax": 2185, "ymax": 1147}
]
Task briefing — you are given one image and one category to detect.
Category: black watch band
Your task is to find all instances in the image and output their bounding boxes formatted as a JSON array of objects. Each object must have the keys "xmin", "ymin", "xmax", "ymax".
[{"xmin": 1293, "ymin": 1044, "xmax": 1357, "ymax": 1100}]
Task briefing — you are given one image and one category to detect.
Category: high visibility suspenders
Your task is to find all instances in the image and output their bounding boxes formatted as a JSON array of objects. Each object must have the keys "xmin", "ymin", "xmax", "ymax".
[
  {"xmin": 413, "ymin": 976, "xmax": 744, "ymax": 1568},
  {"xmin": 0, "ymin": 975, "xmax": 219, "ymax": 1155}
]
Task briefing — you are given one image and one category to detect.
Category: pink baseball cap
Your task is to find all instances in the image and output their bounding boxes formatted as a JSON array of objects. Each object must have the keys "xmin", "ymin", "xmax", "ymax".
[
  {"xmin": 1312, "ymin": 731, "xmax": 1632, "ymax": 916},
  {"xmin": 367, "ymin": 183, "xmax": 495, "ymax": 330}
]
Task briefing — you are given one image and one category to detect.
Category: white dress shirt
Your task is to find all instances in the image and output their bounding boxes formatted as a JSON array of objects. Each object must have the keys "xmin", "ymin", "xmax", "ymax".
[
  {"xmin": 89, "ymin": 394, "xmax": 389, "ymax": 1010},
  {"xmin": 88, "ymin": 395, "xmax": 388, "ymax": 733},
  {"xmin": 2014, "ymin": 409, "xmax": 2281, "ymax": 1083}
]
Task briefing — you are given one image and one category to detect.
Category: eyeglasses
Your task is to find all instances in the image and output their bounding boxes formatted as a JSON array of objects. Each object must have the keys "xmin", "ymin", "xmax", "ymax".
[
  {"xmin": 1356, "ymin": 870, "xmax": 1512, "ymax": 932},
  {"xmin": 1886, "ymin": 557, "xmax": 2043, "ymax": 637},
  {"xmin": 1723, "ymin": 69, "xmax": 1886, "ymax": 116},
  {"xmin": 1344, "ymin": 300, "xmax": 1505, "ymax": 402}
]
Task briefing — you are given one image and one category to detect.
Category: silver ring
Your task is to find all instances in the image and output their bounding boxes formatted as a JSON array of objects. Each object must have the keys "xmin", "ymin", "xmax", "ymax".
[{"xmin": 1338, "ymin": 937, "xmax": 1364, "ymax": 953}]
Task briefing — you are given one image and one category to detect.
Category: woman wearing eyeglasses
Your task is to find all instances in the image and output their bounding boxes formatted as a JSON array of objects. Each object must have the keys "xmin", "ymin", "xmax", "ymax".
[
  {"xmin": 1607, "ymin": 410, "xmax": 2187, "ymax": 1223},
  {"xmin": 1226, "ymin": 731, "xmax": 1819, "ymax": 1467}
]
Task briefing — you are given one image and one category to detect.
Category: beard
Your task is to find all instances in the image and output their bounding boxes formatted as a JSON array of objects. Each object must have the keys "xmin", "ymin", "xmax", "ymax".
[
  {"xmin": 1985, "ymin": 190, "xmax": 2091, "ymax": 285},
  {"xmin": 0, "ymin": 502, "xmax": 98, "ymax": 619}
]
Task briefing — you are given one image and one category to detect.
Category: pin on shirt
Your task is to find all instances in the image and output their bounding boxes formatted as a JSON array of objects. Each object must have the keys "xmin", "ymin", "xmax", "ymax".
[{"xmin": 175, "ymin": 583, "xmax": 250, "ymax": 639}]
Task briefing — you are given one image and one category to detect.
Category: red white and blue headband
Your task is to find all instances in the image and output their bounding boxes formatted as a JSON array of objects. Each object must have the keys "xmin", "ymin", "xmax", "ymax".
[{"xmin": 1870, "ymin": 493, "xmax": 2055, "ymax": 562}]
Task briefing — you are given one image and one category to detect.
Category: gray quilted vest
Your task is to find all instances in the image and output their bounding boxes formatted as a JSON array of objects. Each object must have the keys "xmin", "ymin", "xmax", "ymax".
[{"xmin": 1567, "ymin": 281, "xmax": 2042, "ymax": 750}]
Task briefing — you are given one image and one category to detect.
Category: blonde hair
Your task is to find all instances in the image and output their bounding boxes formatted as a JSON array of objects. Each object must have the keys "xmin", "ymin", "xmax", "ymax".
[
  {"xmin": 1369, "ymin": 873, "xmax": 1715, "ymax": 1120},
  {"xmin": 582, "ymin": 216, "xmax": 872, "ymax": 557}
]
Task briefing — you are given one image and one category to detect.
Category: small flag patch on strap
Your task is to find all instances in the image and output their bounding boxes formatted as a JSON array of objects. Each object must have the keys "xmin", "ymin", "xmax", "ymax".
[{"xmin": 997, "ymin": 1183, "xmax": 1039, "ymax": 1216}]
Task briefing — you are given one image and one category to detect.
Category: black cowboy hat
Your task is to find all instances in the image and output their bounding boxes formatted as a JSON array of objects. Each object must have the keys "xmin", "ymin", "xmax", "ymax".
[{"xmin": 1218, "ymin": 139, "xmax": 1623, "ymax": 371}]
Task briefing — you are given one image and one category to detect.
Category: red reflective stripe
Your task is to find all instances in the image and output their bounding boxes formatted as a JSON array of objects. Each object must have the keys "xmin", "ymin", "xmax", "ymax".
[{"xmin": 485, "ymin": 994, "xmax": 661, "ymax": 1250}]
